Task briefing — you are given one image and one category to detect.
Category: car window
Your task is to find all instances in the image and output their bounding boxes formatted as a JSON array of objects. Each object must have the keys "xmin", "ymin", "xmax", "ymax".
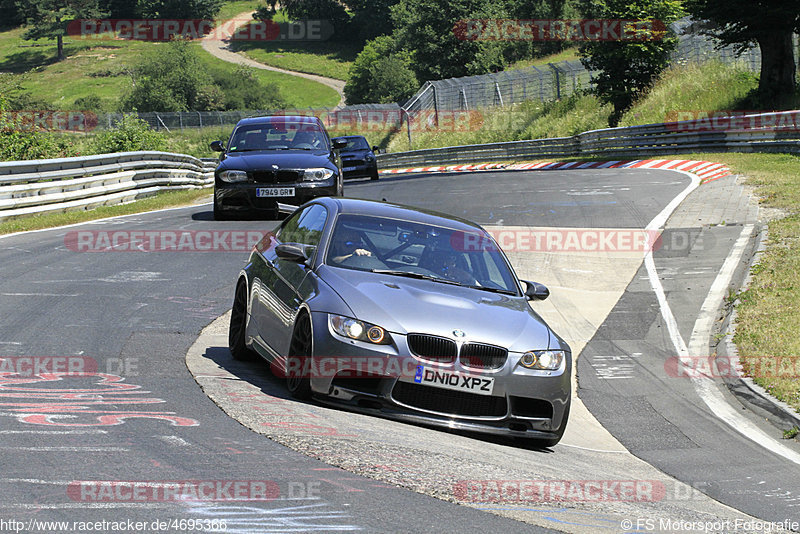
[
  {"xmin": 229, "ymin": 120, "xmax": 328, "ymax": 151},
  {"xmin": 343, "ymin": 137, "xmax": 369, "ymax": 150},
  {"xmin": 277, "ymin": 204, "xmax": 328, "ymax": 249},
  {"xmin": 325, "ymin": 214, "xmax": 518, "ymax": 293}
]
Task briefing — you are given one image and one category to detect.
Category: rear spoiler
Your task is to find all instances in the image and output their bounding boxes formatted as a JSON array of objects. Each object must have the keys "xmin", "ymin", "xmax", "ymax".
[{"xmin": 276, "ymin": 202, "xmax": 300, "ymax": 215}]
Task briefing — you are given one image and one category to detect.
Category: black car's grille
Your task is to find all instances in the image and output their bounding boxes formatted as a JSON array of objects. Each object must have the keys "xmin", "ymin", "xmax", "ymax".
[
  {"xmin": 277, "ymin": 170, "xmax": 301, "ymax": 183},
  {"xmin": 250, "ymin": 170, "xmax": 302, "ymax": 184},
  {"xmin": 407, "ymin": 334, "xmax": 457, "ymax": 364},
  {"xmin": 250, "ymin": 171, "xmax": 276, "ymax": 183},
  {"xmin": 460, "ymin": 343, "xmax": 508, "ymax": 370},
  {"xmin": 392, "ymin": 381, "xmax": 507, "ymax": 417}
]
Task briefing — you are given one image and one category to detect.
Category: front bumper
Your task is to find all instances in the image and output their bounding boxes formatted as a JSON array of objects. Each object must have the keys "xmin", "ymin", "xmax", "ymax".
[
  {"xmin": 215, "ymin": 182, "xmax": 338, "ymax": 215},
  {"xmin": 341, "ymin": 161, "xmax": 377, "ymax": 179},
  {"xmin": 308, "ymin": 312, "xmax": 571, "ymax": 439}
]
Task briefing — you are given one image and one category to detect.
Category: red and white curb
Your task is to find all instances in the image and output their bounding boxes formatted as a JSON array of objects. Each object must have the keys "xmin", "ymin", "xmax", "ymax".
[{"xmin": 379, "ymin": 159, "xmax": 732, "ymax": 184}]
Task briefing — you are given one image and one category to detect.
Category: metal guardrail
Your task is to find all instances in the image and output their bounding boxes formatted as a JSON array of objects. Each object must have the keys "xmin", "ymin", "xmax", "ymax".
[
  {"xmin": 0, "ymin": 152, "xmax": 216, "ymax": 221},
  {"xmin": 376, "ymin": 111, "xmax": 800, "ymax": 169}
]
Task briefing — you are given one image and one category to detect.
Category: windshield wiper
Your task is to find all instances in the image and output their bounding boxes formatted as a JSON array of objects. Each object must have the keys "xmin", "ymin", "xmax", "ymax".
[
  {"xmin": 369, "ymin": 269, "xmax": 461, "ymax": 286},
  {"xmin": 464, "ymin": 285, "xmax": 517, "ymax": 295}
]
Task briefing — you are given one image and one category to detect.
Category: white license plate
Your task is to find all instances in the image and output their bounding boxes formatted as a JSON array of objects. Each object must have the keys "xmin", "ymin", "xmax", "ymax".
[
  {"xmin": 343, "ymin": 166, "xmax": 357, "ymax": 172},
  {"xmin": 413, "ymin": 365, "xmax": 494, "ymax": 395},
  {"xmin": 256, "ymin": 187, "xmax": 295, "ymax": 198}
]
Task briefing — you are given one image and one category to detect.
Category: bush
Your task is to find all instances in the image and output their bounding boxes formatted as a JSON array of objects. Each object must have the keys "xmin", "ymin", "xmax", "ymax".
[
  {"xmin": 345, "ymin": 36, "xmax": 418, "ymax": 104},
  {"xmin": 211, "ymin": 65, "xmax": 285, "ymax": 110},
  {"xmin": 122, "ymin": 40, "xmax": 214, "ymax": 112},
  {"xmin": 74, "ymin": 95, "xmax": 105, "ymax": 111},
  {"xmin": 0, "ymin": 94, "xmax": 78, "ymax": 161},
  {"xmin": 92, "ymin": 114, "xmax": 166, "ymax": 153}
]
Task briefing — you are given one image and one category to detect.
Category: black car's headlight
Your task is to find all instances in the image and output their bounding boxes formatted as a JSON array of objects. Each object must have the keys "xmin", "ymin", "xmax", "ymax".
[
  {"xmin": 219, "ymin": 170, "xmax": 248, "ymax": 183},
  {"xmin": 329, "ymin": 315, "xmax": 392, "ymax": 345},
  {"xmin": 519, "ymin": 350, "xmax": 565, "ymax": 370},
  {"xmin": 365, "ymin": 154, "xmax": 375, "ymax": 162},
  {"xmin": 302, "ymin": 168, "xmax": 335, "ymax": 182}
]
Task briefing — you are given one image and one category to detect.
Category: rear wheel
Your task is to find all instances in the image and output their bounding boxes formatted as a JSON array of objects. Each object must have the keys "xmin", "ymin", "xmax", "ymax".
[
  {"xmin": 286, "ymin": 313, "xmax": 312, "ymax": 399},
  {"xmin": 228, "ymin": 281, "xmax": 256, "ymax": 361}
]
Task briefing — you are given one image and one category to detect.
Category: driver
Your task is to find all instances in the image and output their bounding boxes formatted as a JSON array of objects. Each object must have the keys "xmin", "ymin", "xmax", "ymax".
[{"xmin": 330, "ymin": 229, "xmax": 372, "ymax": 264}]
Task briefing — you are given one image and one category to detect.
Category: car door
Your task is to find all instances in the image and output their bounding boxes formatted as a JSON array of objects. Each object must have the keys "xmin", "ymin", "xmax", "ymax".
[{"xmin": 257, "ymin": 204, "xmax": 328, "ymax": 356}]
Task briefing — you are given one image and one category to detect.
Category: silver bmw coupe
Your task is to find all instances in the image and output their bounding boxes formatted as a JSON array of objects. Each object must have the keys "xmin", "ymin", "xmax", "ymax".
[{"xmin": 229, "ymin": 197, "xmax": 571, "ymax": 446}]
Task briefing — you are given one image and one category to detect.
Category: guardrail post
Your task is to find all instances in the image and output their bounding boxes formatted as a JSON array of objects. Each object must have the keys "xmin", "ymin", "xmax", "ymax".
[{"xmin": 548, "ymin": 63, "xmax": 561, "ymax": 100}]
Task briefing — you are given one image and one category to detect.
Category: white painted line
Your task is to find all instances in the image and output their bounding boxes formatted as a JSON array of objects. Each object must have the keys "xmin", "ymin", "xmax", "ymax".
[
  {"xmin": 646, "ymin": 217, "xmax": 800, "ymax": 464},
  {"xmin": 0, "ymin": 200, "xmax": 212, "ymax": 241},
  {"xmin": 1, "ymin": 293, "xmax": 81, "ymax": 297},
  {"xmin": 0, "ymin": 446, "xmax": 129, "ymax": 452},
  {"xmin": 0, "ymin": 430, "xmax": 108, "ymax": 435}
]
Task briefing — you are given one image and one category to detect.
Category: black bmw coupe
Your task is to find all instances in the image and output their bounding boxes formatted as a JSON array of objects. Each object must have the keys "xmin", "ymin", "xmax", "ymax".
[{"xmin": 210, "ymin": 115, "xmax": 346, "ymax": 220}]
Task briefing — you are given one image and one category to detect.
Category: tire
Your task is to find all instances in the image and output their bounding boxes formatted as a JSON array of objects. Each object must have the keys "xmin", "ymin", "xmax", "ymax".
[
  {"xmin": 370, "ymin": 169, "xmax": 379, "ymax": 181},
  {"xmin": 228, "ymin": 281, "xmax": 256, "ymax": 361},
  {"xmin": 213, "ymin": 201, "xmax": 230, "ymax": 221},
  {"xmin": 286, "ymin": 313, "xmax": 313, "ymax": 400}
]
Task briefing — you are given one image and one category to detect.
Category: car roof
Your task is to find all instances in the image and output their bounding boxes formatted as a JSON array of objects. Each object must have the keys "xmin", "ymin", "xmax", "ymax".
[
  {"xmin": 314, "ymin": 197, "xmax": 484, "ymax": 232},
  {"xmin": 235, "ymin": 115, "xmax": 324, "ymax": 127}
]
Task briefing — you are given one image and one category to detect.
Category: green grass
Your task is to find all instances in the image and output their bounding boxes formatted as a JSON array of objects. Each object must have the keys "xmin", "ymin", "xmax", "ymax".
[
  {"xmin": 506, "ymin": 47, "xmax": 580, "ymax": 71},
  {"xmin": 620, "ymin": 62, "xmax": 760, "ymax": 126},
  {"xmin": 215, "ymin": 0, "xmax": 262, "ymax": 22},
  {"xmin": 0, "ymin": 8, "xmax": 340, "ymax": 111},
  {"xmin": 230, "ymin": 28, "xmax": 358, "ymax": 81},
  {"xmin": 0, "ymin": 188, "xmax": 212, "ymax": 235}
]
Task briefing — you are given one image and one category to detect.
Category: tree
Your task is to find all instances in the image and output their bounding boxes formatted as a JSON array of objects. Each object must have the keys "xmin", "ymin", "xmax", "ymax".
[
  {"xmin": 345, "ymin": 0, "xmax": 400, "ymax": 43},
  {"xmin": 578, "ymin": 0, "xmax": 683, "ymax": 126},
  {"xmin": 684, "ymin": 0, "xmax": 799, "ymax": 100},
  {"xmin": 17, "ymin": 0, "xmax": 106, "ymax": 61},
  {"xmin": 391, "ymin": 0, "xmax": 510, "ymax": 81},
  {"xmin": 344, "ymin": 36, "xmax": 418, "ymax": 104},
  {"xmin": 136, "ymin": 0, "xmax": 223, "ymax": 20},
  {"xmin": 0, "ymin": 0, "xmax": 25, "ymax": 29},
  {"xmin": 122, "ymin": 39, "xmax": 214, "ymax": 112},
  {"xmin": 278, "ymin": 0, "xmax": 351, "ymax": 40}
]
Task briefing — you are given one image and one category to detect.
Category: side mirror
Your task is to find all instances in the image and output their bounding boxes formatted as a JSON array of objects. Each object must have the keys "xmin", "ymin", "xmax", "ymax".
[
  {"xmin": 210, "ymin": 140, "xmax": 225, "ymax": 152},
  {"xmin": 332, "ymin": 139, "xmax": 347, "ymax": 150},
  {"xmin": 372, "ymin": 145, "xmax": 379, "ymax": 153},
  {"xmin": 275, "ymin": 243, "xmax": 313, "ymax": 264},
  {"xmin": 522, "ymin": 280, "xmax": 549, "ymax": 301}
]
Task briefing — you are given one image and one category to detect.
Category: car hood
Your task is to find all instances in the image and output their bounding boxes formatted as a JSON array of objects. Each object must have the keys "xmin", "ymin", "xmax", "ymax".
[
  {"xmin": 317, "ymin": 265, "xmax": 553, "ymax": 351},
  {"xmin": 219, "ymin": 151, "xmax": 335, "ymax": 171}
]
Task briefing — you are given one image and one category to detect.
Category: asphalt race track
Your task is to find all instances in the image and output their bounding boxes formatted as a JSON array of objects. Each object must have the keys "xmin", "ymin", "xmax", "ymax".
[{"xmin": 1, "ymin": 168, "xmax": 798, "ymax": 533}]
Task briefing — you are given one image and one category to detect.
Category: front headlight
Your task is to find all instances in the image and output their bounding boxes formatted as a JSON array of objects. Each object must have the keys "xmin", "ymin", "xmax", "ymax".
[
  {"xmin": 519, "ymin": 350, "xmax": 565, "ymax": 370},
  {"xmin": 329, "ymin": 315, "xmax": 392, "ymax": 345},
  {"xmin": 365, "ymin": 154, "xmax": 375, "ymax": 162},
  {"xmin": 302, "ymin": 168, "xmax": 335, "ymax": 182},
  {"xmin": 219, "ymin": 170, "xmax": 248, "ymax": 183}
]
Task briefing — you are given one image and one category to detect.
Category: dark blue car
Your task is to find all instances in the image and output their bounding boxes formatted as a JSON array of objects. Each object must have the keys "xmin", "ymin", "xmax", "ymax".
[
  {"xmin": 210, "ymin": 116, "xmax": 346, "ymax": 220},
  {"xmin": 332, "ymin": 135, "xmax": 379, "ymax": 181}
]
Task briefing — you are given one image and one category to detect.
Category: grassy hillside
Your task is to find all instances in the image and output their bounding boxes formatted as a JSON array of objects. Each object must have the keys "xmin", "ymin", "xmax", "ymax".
[
  {"xmin": 0, "ymin": 20, "xmax": 340, "ymax": 111},
  {"xmin": 384, "ymin": 61, "xmax": 779, "ymax": 153}
]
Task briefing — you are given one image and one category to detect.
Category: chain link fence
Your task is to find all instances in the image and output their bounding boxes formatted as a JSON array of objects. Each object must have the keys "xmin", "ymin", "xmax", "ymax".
[{"xmin": 96, "ymin": 19, "xmax": 796, "ymax": 134}]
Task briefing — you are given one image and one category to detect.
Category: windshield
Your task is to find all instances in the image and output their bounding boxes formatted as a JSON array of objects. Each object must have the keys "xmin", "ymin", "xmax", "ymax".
[
  {"xmin": 228, "ymin": 120, "xmax": 328, "ymax": 152},
  {"xmin": 341, "ymin": 137, "xmax": 370, "ymax": 150},
  {"xmin": 325, "ymin": 214, "xmax": 519, "ymax": 294}
]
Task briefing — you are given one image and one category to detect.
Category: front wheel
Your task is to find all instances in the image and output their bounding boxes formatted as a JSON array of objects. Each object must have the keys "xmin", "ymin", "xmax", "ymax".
[
  {"xmin": 228, "ymin": 281, "xmax": 256, "ymax": 361},
  {"xmin": 370, "ymin": 169, "xmax": 379, "ymax": 181},
  {"xmin": 286, "ymin": 313, "xmax": 312, "ymax": 399}
]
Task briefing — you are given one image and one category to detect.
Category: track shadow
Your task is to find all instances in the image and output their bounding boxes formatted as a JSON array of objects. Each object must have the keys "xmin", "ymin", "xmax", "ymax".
[{"xmin": 201, "ymin": 344, "xmax": 557, "ymax": 451}]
